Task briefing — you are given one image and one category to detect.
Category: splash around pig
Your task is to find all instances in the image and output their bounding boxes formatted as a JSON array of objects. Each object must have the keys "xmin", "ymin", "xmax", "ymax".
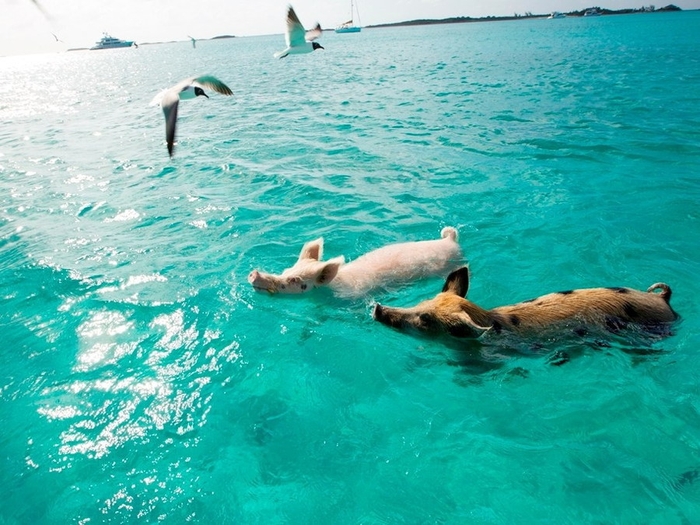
[
  {"xmin": 373, "ymin": 266, "xmax": 679, "ymax": 342},
  {"xmin": 248, "ymin": 227, "xmax": 463, "ymax": 298}
]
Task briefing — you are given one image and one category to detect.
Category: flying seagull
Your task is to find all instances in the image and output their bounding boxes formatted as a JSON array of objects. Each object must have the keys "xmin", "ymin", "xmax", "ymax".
[
  {"xmin": 150, "ymin": 75, "xmax": 233, "ymax": 157},
  {"xmin": 51, "ymin": 32, "xmax": 63, "ymax": 43},
  {"xmin": 273, "ymin": 5, "xmax": 324, "ymax": 59},
  {"xmin": 30, "ymin": 0, "xmax": 49, "ymax": 17}
]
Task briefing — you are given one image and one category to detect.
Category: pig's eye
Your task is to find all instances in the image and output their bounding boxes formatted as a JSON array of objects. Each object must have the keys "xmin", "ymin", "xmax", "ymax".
[
  {"xmin": 418, "ymin": 313, "xmax": 439, "ymax": 330},
  {"xmin": 418, "ymin": 313, "xmax": 433, "ymax": 326}
]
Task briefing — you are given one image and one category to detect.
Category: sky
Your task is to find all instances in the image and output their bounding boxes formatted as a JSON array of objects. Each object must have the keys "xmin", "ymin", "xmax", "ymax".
[{"xmin": 2, "ymin": 0, "xmax": 700, "ymax": 56}]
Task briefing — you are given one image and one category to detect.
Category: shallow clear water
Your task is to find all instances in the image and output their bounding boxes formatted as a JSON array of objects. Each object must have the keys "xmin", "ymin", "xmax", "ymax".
[{"xmin": 2, "ymin": 12, "xmax": 700, "ymax": 523}]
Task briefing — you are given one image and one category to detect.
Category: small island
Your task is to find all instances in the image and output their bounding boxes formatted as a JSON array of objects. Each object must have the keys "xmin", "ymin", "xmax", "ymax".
[{"xmin": 366, "ymin": 4, "xmax": 682, "ymax": 29}]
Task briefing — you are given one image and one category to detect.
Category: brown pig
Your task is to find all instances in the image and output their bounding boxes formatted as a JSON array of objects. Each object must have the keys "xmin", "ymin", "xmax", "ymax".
[{"xmin": 373, "ymin": 266, "xmax": 678, "ymax": 340}]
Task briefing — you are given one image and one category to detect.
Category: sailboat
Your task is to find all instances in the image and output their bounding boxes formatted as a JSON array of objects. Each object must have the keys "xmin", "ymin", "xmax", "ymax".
[{"xmin": 335, "ymin": 0, "xmax": 362, "ymax": 33}]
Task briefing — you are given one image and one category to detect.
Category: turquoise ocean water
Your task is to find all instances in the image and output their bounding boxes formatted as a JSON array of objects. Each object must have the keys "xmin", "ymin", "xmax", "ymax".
[{"xmin": 2, "ymin": 11, "xmax": 700, "ymax": 523}]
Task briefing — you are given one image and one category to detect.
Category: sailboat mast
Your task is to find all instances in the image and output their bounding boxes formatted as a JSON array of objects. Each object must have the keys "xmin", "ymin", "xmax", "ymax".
[{"xmin": 336, "ymin": 0, "xmax": 361, "ymax": 32}]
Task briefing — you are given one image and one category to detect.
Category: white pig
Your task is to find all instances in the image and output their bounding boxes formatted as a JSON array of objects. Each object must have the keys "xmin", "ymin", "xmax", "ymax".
[{"xmin": 248, "ymin": 227, "xmax": 463, "ymax": 298}]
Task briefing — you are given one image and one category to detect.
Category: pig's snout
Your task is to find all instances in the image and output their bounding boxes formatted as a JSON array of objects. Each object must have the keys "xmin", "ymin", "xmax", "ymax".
[
  {"xmin": 373, "ymin": 303, "xmax": 412, "ymax": 330},
  {"xmin": 372, "ymin": 303, "xmax": 383, "ymax": 320},
  {"xmin": 248, "ymin": 270, "xmax": 277, "ymax": 293}
]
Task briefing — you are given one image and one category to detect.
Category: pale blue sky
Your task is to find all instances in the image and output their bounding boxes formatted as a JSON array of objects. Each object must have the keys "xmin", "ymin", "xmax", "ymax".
[{"xmin": 2, "ymin": 0, "xmax": 699, "ymax": 56}]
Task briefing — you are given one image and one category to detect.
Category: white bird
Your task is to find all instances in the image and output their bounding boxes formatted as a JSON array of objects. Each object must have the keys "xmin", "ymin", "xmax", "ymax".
[
  {"xmin": 150, "ymin": 75, "xmax": 233, "ymax": 157},
  {"xmin": 30, "ymin": 0, "xmax": 49, "ymax": 17},
  {"xmin": 274, "ymin": 5, "xmax": 324, "ymax": 59}
]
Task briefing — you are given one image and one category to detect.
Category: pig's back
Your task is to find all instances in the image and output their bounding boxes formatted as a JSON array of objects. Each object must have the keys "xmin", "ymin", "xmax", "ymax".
[{"xmin": 333, "ymin": 236, "xmax": 463, "ymax": 295}]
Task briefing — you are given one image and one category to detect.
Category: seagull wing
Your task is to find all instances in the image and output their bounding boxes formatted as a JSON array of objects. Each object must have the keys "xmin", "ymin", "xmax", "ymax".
[
  {"xmin": 30, "ymin": 0, "xmax": 50, "ymax": 18},
  {"xmin": 286, "ymin": 6, "xmax": 308, "ymax": 47},
  {"xmin": 160, "ymin": 90, "xmax": 180, "ymax": 157},
  {"xmin": 150, "ymin": 88, "xmax": 169, "ymax": 107},
  {"xmin": 192, "ymin": 75, "xmax": 233, "ymax": 96},
  {"xmin": 305, "ymin": 23, "xmax": 322, "ymax": 42}
]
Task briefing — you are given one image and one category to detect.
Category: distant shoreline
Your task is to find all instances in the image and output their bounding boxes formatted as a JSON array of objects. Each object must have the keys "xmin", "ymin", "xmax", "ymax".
[
  {"xmin": 65, "ymin": 4, "xmax": 686, "ymax": 52},
  {"xmin": 365, "ymin": 4, "xmax": 683, "ymax": 29}
]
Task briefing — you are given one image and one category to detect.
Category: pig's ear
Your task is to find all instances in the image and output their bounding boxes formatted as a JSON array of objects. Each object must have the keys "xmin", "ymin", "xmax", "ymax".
[
  {"xmin": 298, "ymin": 238, "xmax": 324, "ymax": 261},
  {"xmin": 442, "ymin": 266, "xmax": 470, "ymax": 297},
  {"xmin": 449, "ymin": 311, "xmax": 490, "ymax": 338},
  {"xmin": 316, "ymin": 256, "xmax": 344, "ymax": 285}
]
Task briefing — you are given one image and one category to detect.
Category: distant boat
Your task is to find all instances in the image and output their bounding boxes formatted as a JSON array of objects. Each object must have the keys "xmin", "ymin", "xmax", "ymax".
[
  {"xmin": 335, "ymin": 0, "xmax": 362, "ymax": 33},
  {"xmin": 90, "ymin": 33, "xmax": 134, "ymax": 50},
  {"xmin": 548, "ymin": 11, "xmax": 566, "ymax": 19},
  {"xmin": 583, "ymin": 8, "xmax": 602, "ymax": 16}
]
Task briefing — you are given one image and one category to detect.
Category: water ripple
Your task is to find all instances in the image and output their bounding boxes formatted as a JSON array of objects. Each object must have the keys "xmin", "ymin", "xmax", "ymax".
[{"xmin": 2, "ymin": 15, "xmax": 700, "ymax": 523}]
